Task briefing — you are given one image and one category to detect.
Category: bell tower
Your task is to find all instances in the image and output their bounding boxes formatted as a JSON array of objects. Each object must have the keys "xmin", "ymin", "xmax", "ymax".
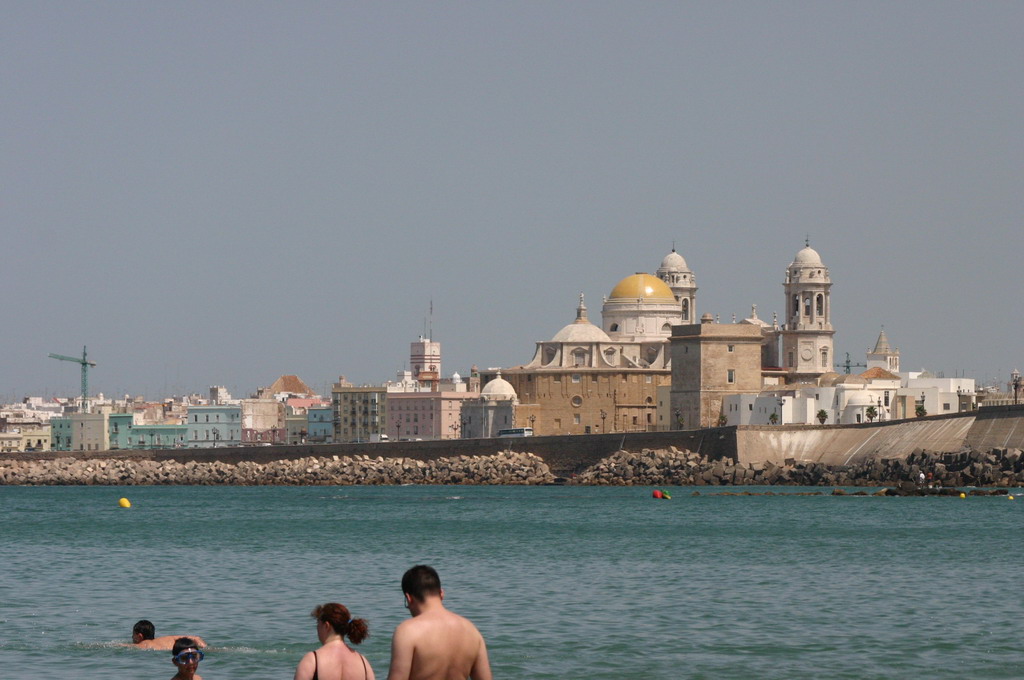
[{"xmin": 780, "ymin": 240, "xmax": 835, "ymax": 382}]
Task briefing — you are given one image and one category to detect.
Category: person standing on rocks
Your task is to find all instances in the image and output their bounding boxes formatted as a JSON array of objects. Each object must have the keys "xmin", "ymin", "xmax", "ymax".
[{"xmin": 386, "ymin": 565, "xmax": 491, "ymax": 680}]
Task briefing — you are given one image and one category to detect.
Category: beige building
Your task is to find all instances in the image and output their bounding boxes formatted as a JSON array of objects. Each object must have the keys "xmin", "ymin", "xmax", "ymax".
[
  {"xmin": 484, "ymin": 288, "xmax": 674, "ymax": 435},
  {"xmin": 332, "ymin": 381, "xmax": 389, "ymax": 442},
  {"xmin": 670, "ymin": 319, "xmax": 765, "ymax": 429}
]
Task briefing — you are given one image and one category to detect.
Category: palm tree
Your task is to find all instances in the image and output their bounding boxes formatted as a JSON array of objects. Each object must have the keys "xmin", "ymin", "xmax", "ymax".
[
  {"xmin": 717, "ymin": 414, "xmax": 728, "ymax": 427},
  {"xmin": 768, "ymin": 412, "xmax": 779, "ymax": 425},
  {"xmin": 816, "ymin": 409, "xmax": 829, "ymax": 424},
  {"xmin": 866, "ymin": 406, "xmax": 877, "ymax": 423},
  {"xmin": 915, "ymin": 404, "xmax": 927, "ymax": 418}
]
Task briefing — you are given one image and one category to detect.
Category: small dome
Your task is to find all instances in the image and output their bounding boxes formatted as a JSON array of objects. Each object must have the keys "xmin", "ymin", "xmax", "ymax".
[
  {"xmin": 660, "ymin": 249, "xmax": 688, "ymax": 271},
  {"xmin": 481, "ymin": 376, "xmax": 517, "ymax": 399},
  {"xmin": 817, "ymin": 372, "xmax": 842, "ymax": 387},
  {"xmin": 846, "ymin": 391, "xmax": 875, "ymax": 406},
  {"xmin": 608, "ymin": 273, "xmax": 675, "ymax": 301},
  {"xmin": 552, "ymin": 292, "xmax": 612, "ymax": 342},
  {"xmin": 792, "ymin": 246, "xmax": 823, "ymax": 266},
  {"xmin": 552, "ymin": 322, "xmax": 611, "ymax": 343}
]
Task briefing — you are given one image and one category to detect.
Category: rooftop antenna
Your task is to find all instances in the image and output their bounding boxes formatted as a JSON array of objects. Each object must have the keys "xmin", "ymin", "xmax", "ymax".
[{"xmin": 429, "ymin": 298, "xmax": 433, "ymax": 341}]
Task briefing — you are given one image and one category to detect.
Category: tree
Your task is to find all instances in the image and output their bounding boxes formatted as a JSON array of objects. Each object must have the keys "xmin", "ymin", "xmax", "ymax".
[
  {"xmin": 816, "ymin": 409, "xmax": 829, "ymax": 425},
  {"xmin": 768, "ymin": 412, "xmax": 779, "ymax": 425},
  {"xmin": 915, "ymin": 404, "xmax": 927, "ymax": 418},
  {"xmin": 717, "ymin": 414, "xmax": 728, "ymax": 427},
  {"xmin": 865, "ymin": 406, "xmax": 877, "ymax": 423}
]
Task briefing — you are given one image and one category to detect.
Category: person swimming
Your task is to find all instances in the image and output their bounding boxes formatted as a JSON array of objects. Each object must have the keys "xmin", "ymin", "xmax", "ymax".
[
  {"xmin": 132, "ymin": 620, "xmax": 208, "ymax": 650},
  {"xmin": 169, "ymin": 637, "xmax": 204, "ymax": 680}
]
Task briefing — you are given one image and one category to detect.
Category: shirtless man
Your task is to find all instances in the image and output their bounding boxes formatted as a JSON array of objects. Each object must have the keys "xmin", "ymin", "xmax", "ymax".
[
  {"xmin": 132, "ymin": 620, "xmax": 208, "ymax": 651},
  {"xmin": 386, "ymin": 565, "xmax": 492, "ymax": 680}
]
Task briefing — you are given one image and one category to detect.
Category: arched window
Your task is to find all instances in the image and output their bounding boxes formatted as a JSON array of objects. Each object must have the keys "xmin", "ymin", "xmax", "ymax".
[
  {"xmin": 682, "ymin": 299, "xmax": 690, "ymax": 320},
  {"xmin": 820, "ymin": 348, "xmax": 828, "ymax": 368},
  {"xmin": 816, "ymin": 294, "xmax": 824, "ymax": 316},
  {"xmin": 610, "ymin": 323, "xmax": 619, "ymax": 332},
  {"xmin": 793, "ymin": 295, "xmax": 800, "ymax": 316},
  {"xmin": 803, "ymin": 298, "xmax": 811, "ymax": 316}
]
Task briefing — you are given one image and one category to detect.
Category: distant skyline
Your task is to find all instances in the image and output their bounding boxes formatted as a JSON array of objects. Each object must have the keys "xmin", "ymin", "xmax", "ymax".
[{"xmin": 3, "ymin": 2, "xmax": 1022, "ymax": 401}]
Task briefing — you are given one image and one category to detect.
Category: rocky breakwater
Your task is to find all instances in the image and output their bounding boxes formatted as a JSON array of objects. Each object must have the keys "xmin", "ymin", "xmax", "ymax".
[
  {"xmin": 0, "ymin": 451, "xmax": 555, "ymax": 486},
  {"xmin": 570, "ymin": 446, "xmax": 1024, "ymax": 487}
]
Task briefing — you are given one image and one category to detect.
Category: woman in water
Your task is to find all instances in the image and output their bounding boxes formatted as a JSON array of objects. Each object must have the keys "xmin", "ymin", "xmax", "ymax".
[{"xmin": 294, "ymin": 603, "xmax": 374, "ymax": 680}]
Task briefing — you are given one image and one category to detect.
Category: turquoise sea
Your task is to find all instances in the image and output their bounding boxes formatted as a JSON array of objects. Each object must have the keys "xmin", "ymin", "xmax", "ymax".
[{"xmin": 1, "ymin": 484, "xmax": 1022, "ymax": 679}]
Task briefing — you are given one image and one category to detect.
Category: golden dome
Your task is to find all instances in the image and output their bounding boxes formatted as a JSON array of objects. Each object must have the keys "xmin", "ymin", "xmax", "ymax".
[{"xmin": 608, "ymin": 273, "xmax": 675, "ymax": 301}]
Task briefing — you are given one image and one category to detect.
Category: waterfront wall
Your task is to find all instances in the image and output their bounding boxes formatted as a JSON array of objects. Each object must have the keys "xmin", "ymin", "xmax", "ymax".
[{"xmin": 7, "ymin": 405, "xmax": 1024, "ymax": 483}]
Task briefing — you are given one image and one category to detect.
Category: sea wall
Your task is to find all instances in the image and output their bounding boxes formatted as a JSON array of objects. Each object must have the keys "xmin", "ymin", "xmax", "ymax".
[
  {"xmin": 0, "ymin": 451, "xmax": 554, "ymax": 486},
  {"xmin": 4, "ymin": 445, "xmax": 1023, "ymax": 487},
  {"xmin": 570, "ymin": 446, "xmax": 1024, "ymax": 487}
]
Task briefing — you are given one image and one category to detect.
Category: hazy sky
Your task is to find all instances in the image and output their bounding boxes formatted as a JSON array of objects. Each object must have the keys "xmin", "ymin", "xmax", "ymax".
[{"xmin": 4, "ymin": 2, "xmax": 1022, "ymax": 401}]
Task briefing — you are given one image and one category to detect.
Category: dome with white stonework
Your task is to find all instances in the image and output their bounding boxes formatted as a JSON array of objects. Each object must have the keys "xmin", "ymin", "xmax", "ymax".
[
  {"xmin": 660, "ymin": 249, "xmax": 688, "ymax": 272},
  {"xmin": 481, "ymin": 375, "xmax": 517, "ymax": 400},
  {"xmin": 552, "ymin": 294, "xmax": 612, "ymax": 343},
  {"xmin": 792, "ymin": 246, "xmax": 823, "ymax": 266}
]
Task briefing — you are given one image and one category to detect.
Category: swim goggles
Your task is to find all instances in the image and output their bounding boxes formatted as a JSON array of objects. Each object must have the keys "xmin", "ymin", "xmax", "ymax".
[{"xmin": 173, "ymin": 649, "xmax": 204, "ymax": 664}]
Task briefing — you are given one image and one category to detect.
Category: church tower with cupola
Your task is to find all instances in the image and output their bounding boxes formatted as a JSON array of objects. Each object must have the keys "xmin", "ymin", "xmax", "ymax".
[
  {"xmin": 780, "ymin": 241, "xmax": 835, "ymax": 382},
  {"xmin": 656, "ymin": 247, "xmax": 698, "ymax": 324}
]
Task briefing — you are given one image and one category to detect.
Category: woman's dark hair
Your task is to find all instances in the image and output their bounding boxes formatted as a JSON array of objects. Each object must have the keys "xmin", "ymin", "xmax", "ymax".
[
  {"xmin": 311, "ymin": 603, "xmax": 368, "ymax": 645},
  {"xmin": 401, "ymin": 565, "xmax": 441, "ymax": 603},
  {"xmin": 172, "ymin": 637, "xmax": 200, "ymax": 658}
]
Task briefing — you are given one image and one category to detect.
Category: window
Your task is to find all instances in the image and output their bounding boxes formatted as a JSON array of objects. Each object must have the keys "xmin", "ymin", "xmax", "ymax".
[
  {"xmin": 884, "ymin": 391, "xmax": 890, "ymax": 407},
  {"xmin": 816, "ymin": 294, "xmax": 824, "ymax": 316},
  {"xmin": 571, "ymin": 396, "xmax": 583, "ymax": 407},
  {"xmin": 553, "ymin": 375, "xmax": 561, "ymax": 383},
  {"xmin": 821, "ymin": 349, "xmax": 829, "ymax": 368},
  {"xmin": 728, "ymin": 345, "xmax": 734, "ymax": 353},
  {"xmin": 610, "ymin": 323, "xmax": 619, "ymax": 332},
  {"xmin": 682, "ymin": 299, "xmax": 689, "ymax": 321},
  {"xmin": 572, "ymin": 374, "xmax": 581, "ymax": 383},
  {"xmin": 573, "ymin": 414, "xmax": 581, "ymax": 425},
  {"xmin": 727, "ymin": 369, "xmax": 735, "ymax": 384},
  {"xmin": 748, "ymin": 404, "xmax": 753, "ymax": 411},
  {"xmin": 943, "ymin": 403, "xmax": 951, "ymax": 411}
]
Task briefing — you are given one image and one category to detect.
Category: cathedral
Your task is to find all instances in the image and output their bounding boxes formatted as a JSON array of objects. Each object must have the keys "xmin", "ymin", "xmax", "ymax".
[{"xmin": 480, "ymin": 243, "xmax": 835, "ymax": 435}]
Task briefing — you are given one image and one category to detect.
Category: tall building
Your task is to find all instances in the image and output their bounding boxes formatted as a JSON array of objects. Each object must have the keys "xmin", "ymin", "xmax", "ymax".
[
  {"xmin": 780, "ymin": 242, "xmax": 835, "ymax": 383},
  {"xmin": 656, "ymin": 248, "xmax": 698, "ymax": 324}
]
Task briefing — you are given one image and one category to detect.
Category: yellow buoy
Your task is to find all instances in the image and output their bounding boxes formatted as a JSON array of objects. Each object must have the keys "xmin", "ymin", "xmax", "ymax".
[
  {"xmin": 959, "ymin": 492, "xmax": 966, "ymax": 499},
  {"xmin": 1009, "ymin": 495, "xmax": 1015, "ymax": 500},
  {"xmin": 118, "ymin": 497, "xmax": 131, "ymax": 508}
]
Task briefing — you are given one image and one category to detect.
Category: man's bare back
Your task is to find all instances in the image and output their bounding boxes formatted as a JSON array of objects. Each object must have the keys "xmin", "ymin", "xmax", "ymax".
[
  {"xmin": 387, "ymin": 565, "xmax": 491, "ymax": 680},
  {"xmin": 388, "ymin": 610, "xmax": 489, "ymax": 680},
  {"xmin": 135, "ymin": 635, "xmax": 207, "ymax": 650}
]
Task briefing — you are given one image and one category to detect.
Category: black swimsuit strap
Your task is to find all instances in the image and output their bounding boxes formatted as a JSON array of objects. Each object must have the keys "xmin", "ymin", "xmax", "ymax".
[{"xmin": 312, "ymin": 650, "xmax": 319, "ymax": 680}]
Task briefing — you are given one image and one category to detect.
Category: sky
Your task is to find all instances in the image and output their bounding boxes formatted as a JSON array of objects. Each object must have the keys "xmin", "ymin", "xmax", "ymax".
[{"xmin": 3, "ymin": 2, "xmax": 1022, "ymax": 401}]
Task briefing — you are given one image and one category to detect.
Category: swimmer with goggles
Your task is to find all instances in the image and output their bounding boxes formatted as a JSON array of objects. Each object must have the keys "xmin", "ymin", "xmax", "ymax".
[{"xmin": 169, "ymin": 637, "xmax": 204, "ymax": 680}]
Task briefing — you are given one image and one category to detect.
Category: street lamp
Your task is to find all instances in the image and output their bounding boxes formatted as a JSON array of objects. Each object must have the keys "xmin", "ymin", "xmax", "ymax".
[
  {"xmin": 776, "ymin": 398, "xmax": 785, "ymax": 426},
  {"xmin": 600, "ymin": 409, "xmax": 607, "ymax": 433},
  {"xmin": 528, "ymin": 414, "xmax": 536, "ymax": 432},
  {"xmin": 1012, "ymin": 369, "xmax": 1021, "ymax": 405},
  {"xmin": 674, "ymin": 408, "xmax": 681, "ymax": 431}
]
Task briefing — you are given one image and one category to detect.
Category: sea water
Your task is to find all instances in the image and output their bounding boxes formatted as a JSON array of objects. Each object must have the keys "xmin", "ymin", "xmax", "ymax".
[{"xmin": 1, "ymin": 485, "xmax": 1021, "ymax": 679}]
